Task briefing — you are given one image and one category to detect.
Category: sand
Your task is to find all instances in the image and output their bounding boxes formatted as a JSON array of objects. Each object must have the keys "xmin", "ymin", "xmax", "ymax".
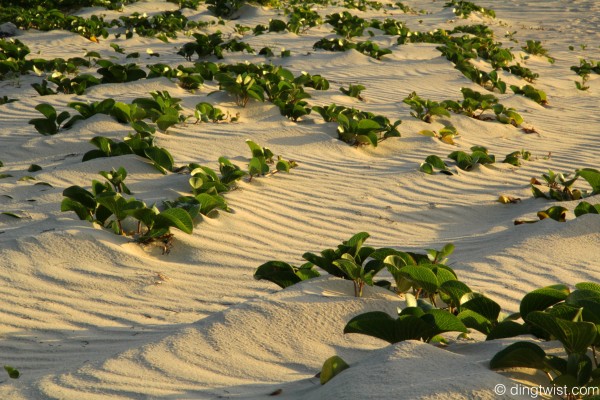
[{"xmin": 0, "ymin": 0, "xmax": 599, "ymax": 398}]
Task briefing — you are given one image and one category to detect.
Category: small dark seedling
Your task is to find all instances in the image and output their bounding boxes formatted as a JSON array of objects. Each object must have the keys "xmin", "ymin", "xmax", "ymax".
[
  {"xmin": 340, "ymin": 84, "xmax": 365, "ymax": 101},
  {"xmin": 403, "ymin": 92, "xmax": 451, "ymax": 123},
  {"xmin": 530, "ymin": 168, "xmax": 600, "ymax": 201},
  {"xmin": 448, "ymin": 146, "xmax": 495, "ymax": 171},
  {"xmin": 28, "ymin": 103, "xmax": 81, "ymax": 135}
]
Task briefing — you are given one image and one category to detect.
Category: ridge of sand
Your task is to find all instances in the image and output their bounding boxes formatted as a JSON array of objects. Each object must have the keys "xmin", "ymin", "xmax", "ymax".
[{"xmin": 1, "ymin": 0, "xmax": 599, "ymax": 398}]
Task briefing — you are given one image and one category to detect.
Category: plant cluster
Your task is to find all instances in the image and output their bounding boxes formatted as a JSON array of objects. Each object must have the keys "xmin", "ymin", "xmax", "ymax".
[
  {"xmin": 403, "ymin": 92, "xmax": 451, "ymax": 123},
  {"xmin": 571, "ymin": 59, "xmax": 600, "ymax": 90},
  {"xmin": 420, "ymin": 146, "xmax": 530, "ymax": 174},
  {"xmin": 418, "ymin": 125, "xmax": 459, "ymax": 145},
  {"xmin": 178, "ymin": 32, "xmax": 255, "ymax": 61},
  {"xmin": 61, "ymin": 168, "xmax": 194, "ymax": 244},
  {"xmin": 444, "ymin": 0, "xmax": 495, "ymax": 18},
  {"xmin": 116, "ymin": 10, "xmax": 204, "ymax": 40},
  {"xmin": 530, "ymin": 168, "xmax": 600, "ymax": 201},
  {"xmin": 325, "ymin": 11, "xmax": 367, "ymax": 39}
]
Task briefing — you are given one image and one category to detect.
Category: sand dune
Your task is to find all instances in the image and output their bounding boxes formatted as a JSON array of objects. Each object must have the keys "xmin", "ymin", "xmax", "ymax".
[{"xmin": 1, "ymin": 0, "xmax": 599, "ymax": 398}]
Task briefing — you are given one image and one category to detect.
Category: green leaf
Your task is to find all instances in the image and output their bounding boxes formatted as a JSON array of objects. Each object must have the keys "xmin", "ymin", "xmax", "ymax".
[
  {"xmin": 526, "ymin": 312, "xmax": 597, "ymax": 354},
  {"xmin": 575, "ymin": 282, "xmax": 600, "ymax": 294},
  {"xmin": 344, "ymin": 311, "xmax": 427, "ymax": 344},
  {"xmin": 34, "ymin": 103, "xmax": 57, "ymax": 120},
  {"xmin": 155, "ymin": 207, "xmax": 193, "ymax": 234},
  {"xmin": 144, "ymin": 147, "xmax": 174, "ymax": 174},
  {"xmin": 195, "ymin": 193, "xmax": 228, "ymax": 215},
  {"xmin": 486, "ymin": 320, "xmax": 529, "ymax": 341},
  {"xmin": 520, "ymin": 286, "xmax": 570, "ymax": 319},
  {"xmin": 574, "ymin": 201, "xmax": 600, "ymax": 217},
  {"xmin": 398, "ymin": 265, "xmax": 439, "ymax": 294},
  {"xmin": 4, "ymin": 366, "xmax": 19, "ymax": 379},
  {"xmin": 1, "ymin": 212, "xmax": 21, "ymax": 219},
  {"xmin": 62, "ymin": 185, "xmax": 97, "ymax": 210},
  {"xmin": 419, "ymin": 162, "xmax": 434, "ymax": 174},
  {"xmin": 577, "ymin": 168, "xmax": 600, "ymax": 194},
  {"xmin": 320, "ymin": 356, "xmax": 349, "ymax": 385},
  {"xmin": 489, "ymin": 341, "xmax": 548, "ymax": 370},
  {"xmin": 440, "ymin": 280, "xmax": 472, "ymax": 308},
  {"xmin": 156, "ymin": 114, "xmax": 180, "ymax": 132},
  {"xmin": 461, "ymin": 295, "xmax": 501, "ymax": 322},
  {"xmin": 254, "ymin": 261, "xmax": 305, "ymax": 288}
]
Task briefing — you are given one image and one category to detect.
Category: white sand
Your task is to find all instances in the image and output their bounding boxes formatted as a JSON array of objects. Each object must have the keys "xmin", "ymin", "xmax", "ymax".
[{"xmin": 0, "ymin": 0, "xmax": 599, "ymax": 398}]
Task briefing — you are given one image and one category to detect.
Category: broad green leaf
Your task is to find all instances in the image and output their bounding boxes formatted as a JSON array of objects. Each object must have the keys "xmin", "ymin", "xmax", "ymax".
[
  {"xmin": 486, "ymin": 320, "xmax": 529, "ymax": 341},
  {"xmin": 520, "ymin": 286, "xmax": 570, "ymax": 319},
  {"xmin": 526, "ymin": 311, "xmax": 597, "ymax": 354},
  {"xmin": 398, "ymin": 265, "xmax": 439, "ymax": 294},
  {"xmin": 320, "ymin": 356, "xmax": 349, "ymax": 385},
  {"xmin": 461, "ymin": 295, "xmax": 501, "ymax": 322},
  {"xmin": 62, "ymin": 185, "xmax": 96, "ymax": 209},
  {"xmin": 155, "ymin": 207, "xmax": 193, "ymax": 234},
  {"xmin": 574, "ymin": 201, "xmax": 600, "ymax": 217},
  {"xmin": 254, "ymin": 261, "xmax": 304, "ymax": 288},
  {"xmin": 575, "ymin": 282, "xmax": 600, "ymax": 294},
  {"xmin": 4, "ymin": 366, "xmax": 19, "ymax": 379},
  {"xmin": 145, "ymin": 147, "xmax": 174, "ymax": 174},
  {"xmin": 35, "ymin": 103, "xmax": 57, "ymax": 120},
  {"xmin": 440, "ymin": 280, "xmax": 472, "ymax": 308},
  {"xmin": 577, "ymin": 168, "xmax": 600, "ymax": 194},
  {"xmin": 489, "ymin": 341, "xmax": 547, "ymax": 370}
]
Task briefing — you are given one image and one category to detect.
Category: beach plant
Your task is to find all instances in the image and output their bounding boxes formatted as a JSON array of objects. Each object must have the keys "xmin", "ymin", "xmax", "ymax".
[
  {"xmin": 4, "ymin": 366, "xmax": 19, "ymax": 379},
  {"xmin": 490, "ymin": 283, "xmax": 600, "ymax": 398},
  {"xmin": 319, "ymin": 356, "xmax": 349, "ymax": 385},
  {"xmin": 574, "ymin": 201, "xmax": 600, "ymax": 217},
  {"xmin": 514, "ymin": 206, "xmax": 569, "ymax": 225},
  {"xmin": 503, "ymin": 63, "xmax": 539, "ymax": 82},
  {"xmin": 502, "ymin": 149, "xmax": 531, "ymax": 166},
  {"xmin": 325, "ymin": 11, "xmax": 367, "ymax": 39},
  {"xmin": 510, "ymin": 84, "xmax": 548, "ymax": 105},
  {"xmin": 215, "ymin": 72, "xmax": 265, "ymax": 107},
  {"xmin": 488, "ymin": 70, "xmax": 507, "ymax": 94},
  {"xmin": 61, "ymin": 170, "xmax": 193, "ymax": 244},
  {"xmin": 254, "ymin": 261, "xmax": 321, "ymax": 288},
  {"xmin": 287, "ymin": 6, "xmax": 322, "ymax": 34},
  {"xmin": 31, "ymin": 80, "xmax": 58, "ymax": 96},
  {"xmin": 82, "ymin": 130, "xmax": 174, "ymax": 175},
  {"xmin": 403, "ymin": 92, "xmax": 451, "ymax": 123},
  {"xmin": 177, "ymin": 32, "xmax": 225, "ymax": 60},
  {"xmin": 110, "ymin": 102, "xmax": 147, "ymax": 124},
  {"xmin": 419, "ymin": 155, "xmax": 454, "ymax": 175},
  {"xmin": 445, "ymin": 0, "xmax": 495, "ymax": 18},
  {"xmin": 96, "ymin": 60, "xmax": 147, "ymax": 84},
  {"xmin": 344, "ymin": 303, "xmax": 468, "ymax": 344},
  {"xmin": 335, "ymin": 109, "xmax": 401, "ymax": 147},
  {"xmin": 255, "ymin": 232, "xmax": 390, "ymax": 297},
  {"xmin": 313, "ymin": 38, "xmax": 356, "ymax": 52},
  {"xmin": 205, "ymin": 0, "xmax": 244, "ymax": 18},
  {"xmin": 521, "ymin": 40, "xmax": 549, "ymax": 57},
  {"xmin": 132, "ymin": 91, "xmax": 185, "ymax": 132},
  {"xmin": 340, "ymin": 84, "xmax": 365, "ymax": 101},
  {"xmin": 294, "ymin": 72, "xmax": 330, "ymax": 90},
  {"xmin": 67, "ymin": 99, "xmax": 115, "ymax": 120},
  {"xmin": 355, "ymin": 41, "xmax": 392, "ymax": 60},
  {"xmin": 28, "ymin": 103, "xmax": 81, "ymax": 135},
  {"xmin": 246, "ymin": 140, "xmax": 297, "ymax": 180},
  {"xmin": 194, "ymin": 102, "xmax": 228, "ymax": 123},
  {"xmin": 448, "ymin": 146, "xmax": 495, "ymax": 171},
  {"xmin": 99, "ymin": 167, "xmax": 131, "ymax": 194},
  {"xmin": 0, "ymin": 96, "xmax": 17, "ymax": 105},
  {"xmin": 531, "ymin": 168, "xmax": 600, "ymax": 201},
  {"xmin": 47, "ymin": 73, "xmax": 101, "ymax": 95},
  {"xmin": 312, "ymin": 104, "xmax": 349, "ymax": 122},
  {"xmin": 419, "ymin": 125, "xmax": 459, "ymax": 145}
]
